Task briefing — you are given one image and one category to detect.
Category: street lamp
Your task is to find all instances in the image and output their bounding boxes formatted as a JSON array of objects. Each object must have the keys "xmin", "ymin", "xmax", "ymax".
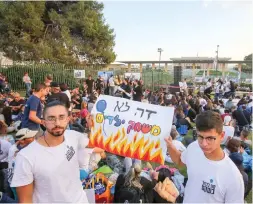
[
  {"xmin": 157, "ymin": 48, "xmax": 163, "ymax": 69},
  {"xmin": 216, "ymin": 45, "xmax": 219, "ymax": 77}
]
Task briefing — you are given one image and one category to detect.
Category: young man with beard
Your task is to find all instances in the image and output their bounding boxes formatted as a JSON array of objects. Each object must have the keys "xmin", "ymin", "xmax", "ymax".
[
  {"xmin": 165, "ymin": 111, "xmax": 244, "ymax": 203},
  {"xmin": 11, "ymin": 100, "xmax": 91, "ymax": 203}
]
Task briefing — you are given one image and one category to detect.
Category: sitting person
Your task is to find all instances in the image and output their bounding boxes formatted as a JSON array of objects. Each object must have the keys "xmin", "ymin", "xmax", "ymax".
[
  {"xmin": 71, "ymin": 94, "xmax": 81, "ymax": 110},
  {"xmin": 9, "ymin": 93, "xmax": 25, "ymax": 120},
  {"xmin": 234, "ymin": 129, "xmax": 252, "ymax": 147},
  {"xmin": 165, "ymin": 129, "xmax": 186, "ymax": 163},
  {"xmin": 69, "ymin": 111, "xmax": 84, "ymax": 133},
  {"xmin": 221, "ymin": 115, "xmax": 235, "ymax": 145},
  {"xmin": 1, "ymin": 106, "xmax": 15, "ymax": 133},
  {"xmin": 114, "ymin": 164, "xmax": 156, "ymax": 203},
  {"xmin": 12, "ymin": 105, "xmax": 25, "ymax": 131},
  {"xmin": 223, "ymin": 138, "xmax": 241, "ymax": 156}
]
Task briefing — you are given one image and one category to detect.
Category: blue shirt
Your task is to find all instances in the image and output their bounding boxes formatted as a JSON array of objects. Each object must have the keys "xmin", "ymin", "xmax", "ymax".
[{"xmin": 21, "ymin": 95, "xmax": 42, "ymax": 130}]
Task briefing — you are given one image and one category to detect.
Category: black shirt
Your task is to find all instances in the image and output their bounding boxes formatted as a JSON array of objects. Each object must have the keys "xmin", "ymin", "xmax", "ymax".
[
  {"xmin": 133, "ymin": 86, "xmax": 142, "ymax": 102},
  {"xmin": 9, "ymin": 99, "xmax": 25, "ymax": 115},
  {"xmin": 187, "ymin": 108, "xmax": 196, "ymax": 122},
  {"xmin": 232, "ymin": 110, "xmax": 249, "ymax": 126},
  {"xmin": 86, "ymin": 79, "xmax": 94, "ymax": 89}
]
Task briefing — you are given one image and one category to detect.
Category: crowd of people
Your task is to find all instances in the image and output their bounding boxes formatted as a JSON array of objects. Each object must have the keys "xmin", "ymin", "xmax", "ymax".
[{"xmin": 0, "ymin": 72, "xmax": 252, "ymax": 203}]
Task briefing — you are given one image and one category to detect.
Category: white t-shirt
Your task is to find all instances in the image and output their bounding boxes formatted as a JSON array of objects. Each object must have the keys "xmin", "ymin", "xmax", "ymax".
[
  {"xmin": 221, "ymin": 125, "xmax": 235, "ymax": 145},
  {"xmin": 215, "ymin": 84, "xmax": 223, "ymax": 94},
  {"xmin": 11, "ymin": 130, "xmax": 89, "ymax": 203},
  {"xmin": 23, "ymin": 76, "xmax": 31, "ymax": 84},
  {"xmin": 183, "ymin": 82, "xmax": 187, "ymax": 89},
  {"xmin": 109, "ymin": 77, "xmax": 115, "ymax": 87},
  {"xmin": 224, "ymin": 82, "xmax": 231, "ymax": 92},
  {"xmin": 181, "ymin": 141, "xmax": 244, "ymax": 203},
  {"xmin": 0, "ymin": 139, "xmax": 12, "ymax": 162},
  {"xmin": 205, "ymin": 81, "xmax": 212, "ymax": 90}
]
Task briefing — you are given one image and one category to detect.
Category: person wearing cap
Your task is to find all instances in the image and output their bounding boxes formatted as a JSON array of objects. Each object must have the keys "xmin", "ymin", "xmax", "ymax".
[
  {"xmin": 7, "ymin": 128, "xmax": 37, "ymax": 201},
  {"xmin": 221, "ymin": 115, "xmax": 235, "ymax": 145},
  {"xmin": 11, "ymin": 100, "xmax": 92, "ymax": 203},
  {"xmin": 166, "ymin": 111, "xmax": 244, "ymax": 203},
  {"xmin": 60, "ymin": 83, "xmax": 71, "ymax": 102},
  {"xmin": 47, "ymin": 82, "xmax": 70, "ymax": 110}
]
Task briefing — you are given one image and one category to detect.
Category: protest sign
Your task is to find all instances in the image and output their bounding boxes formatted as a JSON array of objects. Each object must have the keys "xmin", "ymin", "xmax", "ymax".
[
  {"xmin": 124, "ymin": 72, "xmax": 141, "ymax": 80},
  {"xmin": 74, "ymin": 70, "xmax": 85, "ymax": 78},
  {"xmin": 90, "ymin": 95, "xmax": 174, "ymax": 164},
  {"xmin": 222, "ymin": 99, "xmax": 240, "ymax": 107},
  {"xmin": 98, "ymin": 71, "xmax": 114, "ymax": 81},
  {"xmin": 195, "ymin": 77, "xmax": 203, "ymax": 83}
]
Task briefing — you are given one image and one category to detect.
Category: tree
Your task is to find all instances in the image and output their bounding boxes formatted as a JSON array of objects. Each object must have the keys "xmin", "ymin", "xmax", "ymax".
[
  {"xmin": 0, "ymin": 1, "xmax": 116, "ymax": 65},
  {"xmin": 242, "ymin": 53, "xmax": 252, "ymax": 73}
]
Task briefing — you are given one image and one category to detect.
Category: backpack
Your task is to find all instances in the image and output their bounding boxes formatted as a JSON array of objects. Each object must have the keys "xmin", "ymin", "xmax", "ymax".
[{"xmin": 116, "ymin": 186, "xmax": 147, "ymax": 203}]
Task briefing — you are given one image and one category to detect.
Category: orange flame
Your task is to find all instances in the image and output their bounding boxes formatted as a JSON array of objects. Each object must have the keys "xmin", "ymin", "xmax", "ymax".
[{"xmin": 90, "ymin": 126, "xmax": 164, "ymax": 164}]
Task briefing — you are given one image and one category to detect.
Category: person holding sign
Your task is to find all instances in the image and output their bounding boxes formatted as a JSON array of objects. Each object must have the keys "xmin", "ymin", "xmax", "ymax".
[{"xmin": 165, "ymin": 111, "xmax": 244, "ymax": 203}]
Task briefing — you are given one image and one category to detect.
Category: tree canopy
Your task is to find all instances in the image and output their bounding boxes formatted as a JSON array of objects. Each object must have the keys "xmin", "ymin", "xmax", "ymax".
[
  {"xmin": 242, "ymin": 53, "xmax": 252, "ymax": 73},
  {"xmin": 0, "ymin": 1, "xmax": 116, "ymax": 65}
]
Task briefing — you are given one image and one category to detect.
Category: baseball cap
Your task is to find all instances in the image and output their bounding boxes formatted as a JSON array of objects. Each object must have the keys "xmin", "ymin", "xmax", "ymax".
[
  {"xmin": 51, "ymin": 82, "xmax": 60, "ymax": 88},
  {"xmin": 15, "ymin": 128, "xmax": 38, "ymax": 141},
  {"xmin": 229, "ymin": 152, "xmax": 243, "ymax": 166}
]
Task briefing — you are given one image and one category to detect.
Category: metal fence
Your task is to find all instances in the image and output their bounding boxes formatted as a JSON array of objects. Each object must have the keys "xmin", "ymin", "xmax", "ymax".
[
  {"xmin": 0, "ymin": 64, "xmax": 176, "ymax": 91},
  {"xmin": 0, "ymin": 64, "xmax": 107, "ymax": 91}
]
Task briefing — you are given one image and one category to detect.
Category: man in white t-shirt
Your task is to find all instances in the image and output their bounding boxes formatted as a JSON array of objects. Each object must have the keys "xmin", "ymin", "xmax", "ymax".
[
  {"xmin": 166, "ymin": 111, "xmax": 244, "ymax": 203},
  {"xmin": 221, "ymin": 115, "xmax": 235, "ymax": 145},
  {"xmin": 11, "ymin": 100, "xmax": 91, "ymax": 203},
  {"xmin": 108, "ymin": 75, "xmax": 115, "ymax": 96}
]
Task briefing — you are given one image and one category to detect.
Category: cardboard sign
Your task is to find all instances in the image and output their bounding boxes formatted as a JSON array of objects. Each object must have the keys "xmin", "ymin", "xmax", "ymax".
[
  {"xmin": 74, "ymin": 70, "xmax": 85, "ymax": 78},
  {"xmin": 90, "ymin": 95, "xmax": 174, "ymax": 164}
]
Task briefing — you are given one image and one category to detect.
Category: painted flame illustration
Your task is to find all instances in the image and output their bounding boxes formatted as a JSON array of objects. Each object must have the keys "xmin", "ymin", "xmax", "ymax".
[{"xmin": 89, "ymin": 126, "xmax": 164, "ymax": 164}]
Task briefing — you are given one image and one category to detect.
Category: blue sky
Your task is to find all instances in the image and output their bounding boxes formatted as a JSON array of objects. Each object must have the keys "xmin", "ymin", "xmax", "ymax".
[{"xmin": 102, "ymin": 0, "xmax": 252, "ymax": 61}]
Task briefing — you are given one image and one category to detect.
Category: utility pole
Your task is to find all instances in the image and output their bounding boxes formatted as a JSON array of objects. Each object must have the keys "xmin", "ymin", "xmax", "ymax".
[
  {"xmin": 157, "ymin": 48, "xmax": 163, "ymax": 69},
  {"xmin": 216, "ymin": 45, "xmax": 219, "ymax": 77}
]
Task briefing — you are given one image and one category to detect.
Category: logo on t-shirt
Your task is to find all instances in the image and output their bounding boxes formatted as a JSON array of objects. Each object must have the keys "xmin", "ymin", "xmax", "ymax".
[
  {"xmin": 66, "ymin": 145, "xmax": 75, "ymax": 161},
  {"xmin": 202, "ymin": 179, "xmax": 216, "ymax": 194}
]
